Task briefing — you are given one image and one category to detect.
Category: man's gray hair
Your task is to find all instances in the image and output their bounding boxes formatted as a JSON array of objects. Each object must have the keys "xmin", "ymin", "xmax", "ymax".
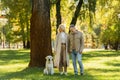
[{"xmin": 70, "ymin": 24, "xmax": 75, "ymax": 28}]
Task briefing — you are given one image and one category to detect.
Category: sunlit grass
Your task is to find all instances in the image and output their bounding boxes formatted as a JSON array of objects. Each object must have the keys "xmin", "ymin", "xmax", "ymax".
[{"xmin": 0, "ymin": 49, "xmax": 120, "ymax": 80}]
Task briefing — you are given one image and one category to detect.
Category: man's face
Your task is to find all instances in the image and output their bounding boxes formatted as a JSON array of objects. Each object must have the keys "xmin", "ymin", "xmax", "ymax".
[{"xmin": 70, "ymin": 27, "xmax": 75, "ymax": 33}]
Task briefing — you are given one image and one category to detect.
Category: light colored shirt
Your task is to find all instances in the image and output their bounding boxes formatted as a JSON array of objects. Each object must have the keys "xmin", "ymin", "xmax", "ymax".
[{"xmin": 60, "ymin": 32, "xmax": 66, "ymax": 43}]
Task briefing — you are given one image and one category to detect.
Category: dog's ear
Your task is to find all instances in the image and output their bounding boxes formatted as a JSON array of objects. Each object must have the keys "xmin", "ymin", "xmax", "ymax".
[
  {"xmin": 50, "ymin": 56, "xmax": 53, "ymax": 60},
  {"xmin": 45, "ymin": 56, "xmax": 47, "ymax": 59},
  {"xmin": 51, "ymin": 56, "xmax": 53, "ymax": 59}
]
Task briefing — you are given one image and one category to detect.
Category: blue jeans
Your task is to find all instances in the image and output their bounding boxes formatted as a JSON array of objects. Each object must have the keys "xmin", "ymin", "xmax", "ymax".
[{"xmin": 71, "ymin": 50, "xmax": 84, "ymax": 74}]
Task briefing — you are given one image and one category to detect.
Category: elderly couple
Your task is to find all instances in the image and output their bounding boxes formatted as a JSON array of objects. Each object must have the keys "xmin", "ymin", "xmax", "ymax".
[{"xmin": 54, "ymin": 24, "xmax": 84, "ymax": 76}]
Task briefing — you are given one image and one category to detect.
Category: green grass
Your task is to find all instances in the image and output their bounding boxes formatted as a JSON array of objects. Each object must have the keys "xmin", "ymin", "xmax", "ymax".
[{"xmin": 0, "ymin": 49, "xmax": 120, "ymax": 80}]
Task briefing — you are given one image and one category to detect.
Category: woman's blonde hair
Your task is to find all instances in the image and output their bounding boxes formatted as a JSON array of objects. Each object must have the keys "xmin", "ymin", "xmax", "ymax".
[{"xmin": 58, "ymin": 24, "xmax": 65, "ymax": 32}]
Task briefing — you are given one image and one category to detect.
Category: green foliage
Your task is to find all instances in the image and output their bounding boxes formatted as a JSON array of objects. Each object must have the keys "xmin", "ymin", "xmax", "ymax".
[
  {"xmin": 1, "ymin": 0, "xmax": 31, "ymax": 48},
  {"xmin": 0, "ymin": 0, "xmax": 120, "ymax": 49},
  {"xmin": 99, "ymin": 0, "xmax": 120, "ymax": 50}
]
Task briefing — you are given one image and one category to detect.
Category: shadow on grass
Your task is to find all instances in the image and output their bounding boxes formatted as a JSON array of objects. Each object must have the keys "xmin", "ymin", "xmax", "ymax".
[
  {"xmin": 0, "ymin": 67, "xmax": 96, "ymax": 80},
  {"xmin": 83, "ymin": 50, "xmax": 120, "ymax": 61},
  {"xmin": 0, "ymin": 50, "xmax": 29, "ymax": 65},
  {"xmin": 86, "ymin": 68, "xmax": 120, "ymax": 73},
  {"xmin": 0, "ymin": 67, "xmax": 41, "ymax": 79},
  {"xmin": 105, "ymin": 62, "xmax": 120, "ymax": 67}
]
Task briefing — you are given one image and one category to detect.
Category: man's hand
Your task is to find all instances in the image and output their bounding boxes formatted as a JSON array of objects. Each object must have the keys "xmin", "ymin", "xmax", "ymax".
[
  {"xmin": 80, "ymin": 51, "xmax": 83, "ymax": 54},
  {"xmin": 54, "ymin": 51, "xmax": 56, "ymax": 54}
]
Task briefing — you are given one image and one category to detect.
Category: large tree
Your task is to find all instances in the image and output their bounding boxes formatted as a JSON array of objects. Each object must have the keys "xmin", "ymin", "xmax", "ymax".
[{"xmin": 29, "ymin": 0, "xmax": 52, "ymax": 67}]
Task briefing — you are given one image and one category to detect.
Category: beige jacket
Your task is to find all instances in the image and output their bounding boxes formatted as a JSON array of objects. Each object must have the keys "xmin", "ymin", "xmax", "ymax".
[
  {"xmin": 54, "ymin": 32, "xmax": 69, "ymax": 68},
  {"xmin": 68, "ymin": 30, "xmax": 84, "ymax": 53}
]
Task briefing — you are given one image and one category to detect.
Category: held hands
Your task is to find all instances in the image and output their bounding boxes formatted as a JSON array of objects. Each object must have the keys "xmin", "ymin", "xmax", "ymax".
[
  {"xmin": 79, "ymin": 51, "xmax": 83, "ymax": 54},
  {"xmin": 68, "ymin": 50, "xmax": 71, "ymax": 54},
  {"xmin": 54, "ymin": 51, "xmax": 56, "ymax": 54}
]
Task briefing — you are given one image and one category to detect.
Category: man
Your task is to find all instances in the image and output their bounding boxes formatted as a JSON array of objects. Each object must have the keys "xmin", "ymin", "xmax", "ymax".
[{"xmin": 68, "ymin": 24, "xmax": 84, "ymax": 75}]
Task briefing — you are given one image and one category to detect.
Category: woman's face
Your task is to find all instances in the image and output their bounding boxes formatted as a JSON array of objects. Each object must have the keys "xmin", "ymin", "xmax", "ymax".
[{"xmin": 59, "ymin": 27, "xmax": 63, "ymax": 32}]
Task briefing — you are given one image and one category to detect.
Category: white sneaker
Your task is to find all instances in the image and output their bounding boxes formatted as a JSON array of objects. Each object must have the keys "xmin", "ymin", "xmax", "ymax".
[
  {"xmin": 64, "ymin": 72, "xmax": 67, "ymax": 75},
  {"xmin": 60, "ymin": 72, "xmax": 63, "ymax": 75}
]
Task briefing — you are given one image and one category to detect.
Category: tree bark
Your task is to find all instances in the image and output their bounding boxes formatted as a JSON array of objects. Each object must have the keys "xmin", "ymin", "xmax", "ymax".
[
  {"xmin": 56, "ymin": 0, "xmax": 61, "ymax": 34},
  {"xmin": 70, "ymin": 0, "xmax": 83, "ymax": 25},
  {"xmin": 29, "ymin": 0, "xmax": 52, "ymax": 67}
]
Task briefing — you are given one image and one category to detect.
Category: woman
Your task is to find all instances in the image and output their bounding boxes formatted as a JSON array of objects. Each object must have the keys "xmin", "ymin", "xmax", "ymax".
[{"xmin": 54, "ymin": 24, "xmax": 69, "ymax": 75}]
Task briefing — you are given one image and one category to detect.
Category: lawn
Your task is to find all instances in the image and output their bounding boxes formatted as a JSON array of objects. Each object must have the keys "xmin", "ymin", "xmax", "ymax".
[{"xmin": 0, "ymin": 49, "xmax": 120, "ymax": 80}]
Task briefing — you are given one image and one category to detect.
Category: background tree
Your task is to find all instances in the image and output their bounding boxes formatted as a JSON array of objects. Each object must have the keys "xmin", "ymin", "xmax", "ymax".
[
  {"xmin": 56, "ymin": 0, "xmax": 61, "ymax": 34},
  {"xmin": 98, "ymin": 0, "xmax": 120, "ymax": 50},
  {"xmin": 1, "ymin": 0, "xmax": 31, "ymax": 49},
  {"xmin": 70, "ymin": 0, "xmax": 83, "ymax": 25}
]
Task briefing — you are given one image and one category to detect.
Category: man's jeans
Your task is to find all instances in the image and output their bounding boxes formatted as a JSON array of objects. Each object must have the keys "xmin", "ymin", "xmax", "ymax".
[{"xmin": 71, "ymin": 50, "xmax": 84, "ymax": 74}]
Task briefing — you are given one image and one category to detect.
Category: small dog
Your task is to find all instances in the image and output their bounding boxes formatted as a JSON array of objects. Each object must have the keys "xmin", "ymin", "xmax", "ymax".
[{"xmin": 44, "ymin": 55, "xmax": 54, "ymax": 75}]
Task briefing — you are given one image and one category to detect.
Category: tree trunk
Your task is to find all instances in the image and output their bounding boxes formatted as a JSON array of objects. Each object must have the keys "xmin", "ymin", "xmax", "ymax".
[
  {"xmin": 26, "ymin": 40, "xmax": 30, "ymax": 49},
  {"xmin": 26, "ymin": 13, "xmax": 30, "ymax": 49},
  {"xmin": 29, "ymin": 0, "xmax": 52, "ymax": 67},
  {"xmin": 56, "ymin": 0, "xmax": 61, "ymax": 34},
  {"xmin": 23, "ymin": 41, "xmax": 26, "ymax": 48},
  {"xmin": 19, "ymin": 13, "xmax": 26, "ymax": 49},
  {"xmin": 115, "ymin": 41, "xmax": 118, "ymax": 51},
  {"xmin": 8, "ymin": 42, "xmax": 10, "ymax": 48},
  {"xmin": 70, "ymin": 0, "xmax": 83, "ymax": 25}
]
